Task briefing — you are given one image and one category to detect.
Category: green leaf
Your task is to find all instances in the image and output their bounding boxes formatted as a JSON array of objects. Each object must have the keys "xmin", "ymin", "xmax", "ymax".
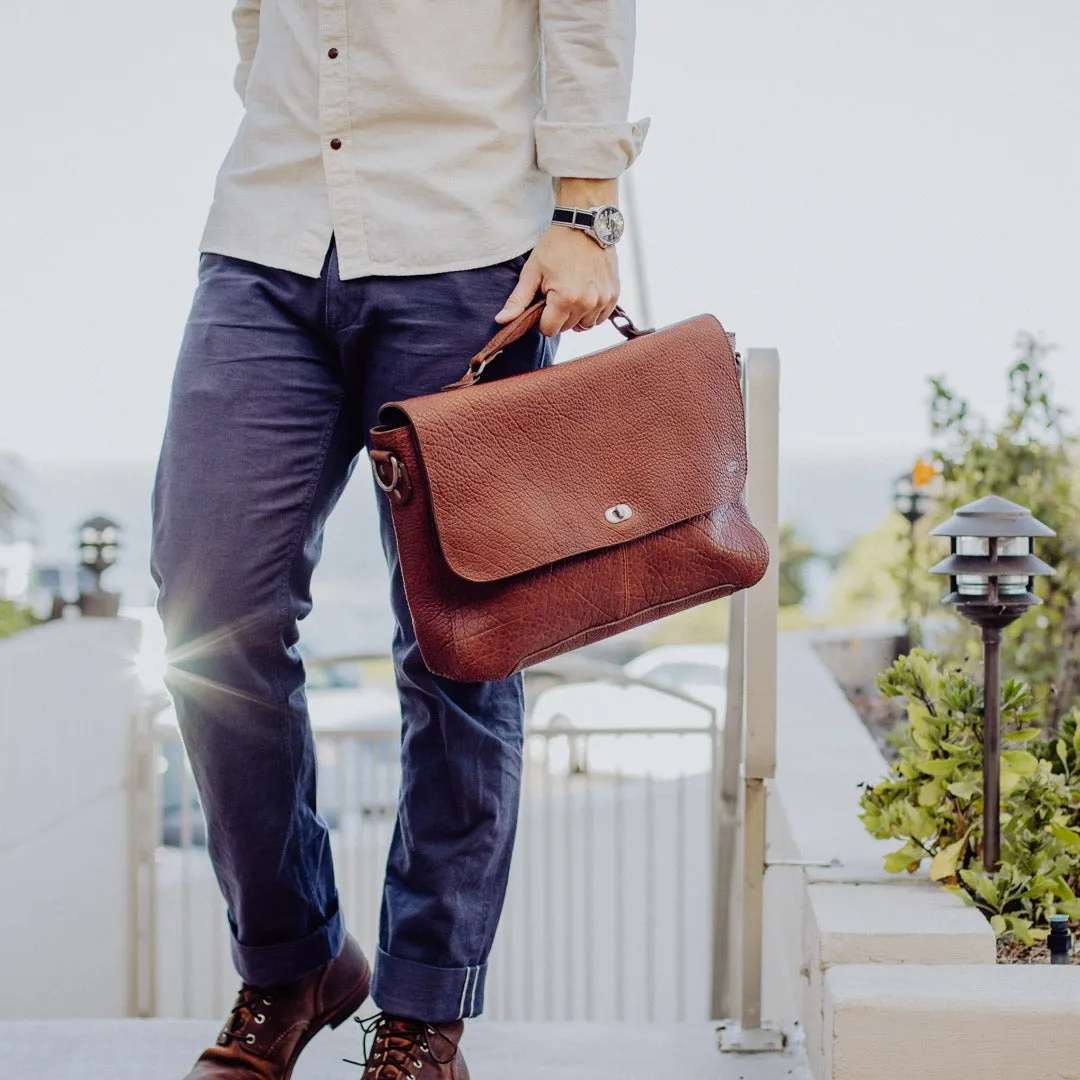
[
  {"xmin": 1051, "ymin": 877, "xmax": 1077, "ymax": 902},
  {"xmin": 1007, "ymin": 915, "xmax": 1034, "ymax": 946},
  {"xmin": 989, "ymin": 914, "xmax": 1007, "ymax": 937},
  {"xmin": 947, "ymin": 778, "xmax": 982, "ymax": 800},
  {"xmin": 1050, "ymin": 823, "xmax": 1080, "ymax": 852},
  {"xmin": 1000, "ymin": 770, "xmax": 1022, "ymax": 796},
  {"xmin": 1026, "ymin": 875, "xmax": 1053, "ymax": 900},
  {"xmin": 910, "ymin": 653, "xmax": 934, "ymax": 692},
  {"xmin": 930, "ymin": 835, "xmax": 967, "ymax": 881},
  {"xmin": 944, "ymin": 883, "xmax": 974, "ymax": 906},
  {"xmin": 909, "ymin": 703, "xmax": 934, "ymax": 732},
  {"xmin": 883, "ymin": 841, "xmax": 926, "ymax": 873},
  {"xmin": 1004, "ymin": 728, "xmax": 1041, "ymax": 742},
  {"xmin": 941, "ymin": 741, "xmax": 972, "ymax": 755},
  {"xmin": 960, "ymin": 868, "xmax": 1000, "ymax": 908},
  {"xmin": 919, "ymin": 779, "xmax": 944, "ymax": 807},
  {"xmin": 1001, "ymin": 750, "xmax": 1039, "ymax": 775},
  {"xmin": 1056, "ymin": 739, "xmax": 1070, "ymax": 771},
  {"xmin": 918, "ymin": 759, "xmax": 956, "ymax": 779},
  {"xmin": 883, "ymin": 849, "xmax": 917, "ymax": 873}
]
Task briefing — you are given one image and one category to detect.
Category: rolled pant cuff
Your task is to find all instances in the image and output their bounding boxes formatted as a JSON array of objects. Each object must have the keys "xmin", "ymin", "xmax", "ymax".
[
  {"xmin": 372, "ymin": 947, "xmax": 487, "ymax": 1023},
  {"xmin": 231, "ymin": 908, "xmax": 345, "ymax": 987}
]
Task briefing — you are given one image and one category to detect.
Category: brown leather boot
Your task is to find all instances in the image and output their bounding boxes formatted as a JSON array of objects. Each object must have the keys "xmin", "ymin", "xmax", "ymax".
[
  {"xmin": 183, "ymin": 933, "xmax": 372, "ymax": 1079},
  {"xmin": 349, "ymin": 1013, "xmax": 469, "ymax": 1079}
]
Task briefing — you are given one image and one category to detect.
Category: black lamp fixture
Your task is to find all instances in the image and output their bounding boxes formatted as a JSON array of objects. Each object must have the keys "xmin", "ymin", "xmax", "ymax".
[
  {"xmin": 76, "ymin": 515, "xmax": 122, "ymax": 617},
  {"xmin": 930, "ymin": 495, "xmax": 1055, "ymax": 868},
  {"xmin": 892, "ymin": 468, "xmax": 935, "ymax": 528},
  {"xmin": 893, "ymin": 463, "xmax": 937, "ymax": 648}
]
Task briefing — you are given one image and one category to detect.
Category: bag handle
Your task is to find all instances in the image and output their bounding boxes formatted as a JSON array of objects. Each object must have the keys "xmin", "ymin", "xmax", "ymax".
[{"xmin": 442, "ymin": 301, "xmax": 652, "ymax": 390}]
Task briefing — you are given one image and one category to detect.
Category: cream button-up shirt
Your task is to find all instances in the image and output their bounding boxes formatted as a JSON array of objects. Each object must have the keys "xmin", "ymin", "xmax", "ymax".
[{"xmin": 199, "ymin": 0, "xmax": 650, "ymax": 280}]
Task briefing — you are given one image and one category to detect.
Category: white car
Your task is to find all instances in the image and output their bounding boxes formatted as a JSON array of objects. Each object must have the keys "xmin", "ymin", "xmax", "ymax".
[{"xmin": 528, "ymin": 644, "xmax": 728, "ymax": 778}]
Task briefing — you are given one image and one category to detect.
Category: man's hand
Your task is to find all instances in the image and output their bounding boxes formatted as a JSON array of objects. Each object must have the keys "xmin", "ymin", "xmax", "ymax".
[{"xmin": 494, "ymin": 177, "xmax": 621, "ymax": 338}]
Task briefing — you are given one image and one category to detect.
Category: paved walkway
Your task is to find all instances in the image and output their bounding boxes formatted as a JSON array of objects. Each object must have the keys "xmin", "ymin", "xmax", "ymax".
[{"xmin": 0, "ymin": 1019, "xmax": 811, "ymax": 1080}]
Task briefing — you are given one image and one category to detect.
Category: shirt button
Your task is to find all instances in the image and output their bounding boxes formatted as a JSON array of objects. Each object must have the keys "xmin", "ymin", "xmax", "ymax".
[
  {"xmin": 330, "ymin": 138, "xmax": 342, "ymax": 150},
  {"xmin": 328, "ymin": 47, "xmax": 339, "ymax": 59}
]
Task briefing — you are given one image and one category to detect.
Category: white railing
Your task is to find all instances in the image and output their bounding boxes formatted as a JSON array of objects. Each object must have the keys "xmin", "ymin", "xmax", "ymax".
[
  {"xmin": 131, "ymin": 684, "xmax": 718, "ymax": 1022},
  {"xmin": 714, "ymin": 348, "xmax": 783, "ymax": 1050}
]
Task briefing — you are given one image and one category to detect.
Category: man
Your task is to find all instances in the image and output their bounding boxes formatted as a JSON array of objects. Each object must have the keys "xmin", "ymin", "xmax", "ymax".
[{"xmin": 151, "ymin": 2, "xmax": 648, "ymax": 1077}]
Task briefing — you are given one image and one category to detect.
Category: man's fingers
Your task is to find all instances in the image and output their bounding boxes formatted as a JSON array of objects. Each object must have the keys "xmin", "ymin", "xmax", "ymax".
[
  {"xmin": 595, "ymin": 295, "xmax": 620, "ymax": 328},
  {"xmin": 565, "ymin": 286, "xmax": 619, "ymax": 332},
  {"xmin": 493, "ymin": 263, "xmax": 543, "ymax": 323},
  {"xmin": 539, "ymin": 293, "xmax": 580, "ymax": 337},
  {"xmin": 542, "ymin": 289, "xmax": 605, "ymax": 336}
]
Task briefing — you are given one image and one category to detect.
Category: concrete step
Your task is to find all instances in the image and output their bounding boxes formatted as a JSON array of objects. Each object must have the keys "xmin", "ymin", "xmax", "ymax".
[
  {"xmin": 0, "ymin": 1019, "xmax": 811, "ymax": 1080},
  {"xmin": 824, "ymin": 964, "xmax": 1080, "ymax": 1080}
]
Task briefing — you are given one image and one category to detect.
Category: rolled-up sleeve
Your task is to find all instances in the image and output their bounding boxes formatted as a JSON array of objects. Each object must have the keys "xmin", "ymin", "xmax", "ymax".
[
  {"xmin": 535, "ymin": 0, "xmax": 651, "ymax": 179},
  {"xmin": 232, "ymin": 0, "xmax": 262, "ymax": 105}
]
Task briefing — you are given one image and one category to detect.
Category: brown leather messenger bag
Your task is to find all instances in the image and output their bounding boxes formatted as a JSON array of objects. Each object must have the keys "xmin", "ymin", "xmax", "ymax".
[{"xmin": 368, "ymin": 299, "xmax": 769, "ymax": 684}]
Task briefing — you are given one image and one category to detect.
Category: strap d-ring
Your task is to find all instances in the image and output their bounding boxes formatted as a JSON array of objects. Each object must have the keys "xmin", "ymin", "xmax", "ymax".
[
  {"xmin": 609, "ymin": 307, "xmax": 653, "ymax": 339},
  {"xmin": 371, "ymin": 451, "xmax": 412, "ymax": 504},
  {"xmin": 373, "ymin": 454, "xmax": 402, "ymax": 493}
]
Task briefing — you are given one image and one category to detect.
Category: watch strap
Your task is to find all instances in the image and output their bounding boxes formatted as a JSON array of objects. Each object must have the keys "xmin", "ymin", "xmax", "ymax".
[{"xmin": 552, "ymin": 206, "xmax": 597, "ymax": 229}]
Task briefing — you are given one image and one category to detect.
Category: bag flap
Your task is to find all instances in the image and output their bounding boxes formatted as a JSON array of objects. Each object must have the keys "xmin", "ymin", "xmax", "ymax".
[{"xmin": 379, "ymin": 314, "xmax": 747, "ymax": 583}]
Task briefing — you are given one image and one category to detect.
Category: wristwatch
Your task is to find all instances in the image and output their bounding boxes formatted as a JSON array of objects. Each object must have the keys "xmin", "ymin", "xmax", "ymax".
[{"xmin": 551, "ymin": 204, "xmax": 625, "ymax": 248}]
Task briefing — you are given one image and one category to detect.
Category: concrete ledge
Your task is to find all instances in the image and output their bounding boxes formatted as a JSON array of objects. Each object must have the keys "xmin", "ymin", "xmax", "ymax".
[
  {"xmin": 765, "ymin": 632, "xmax": 1009, "ymax": 1080},
  {"xmin": 824, "ymin": 965, "xmax": 1080, "ymax": 1080},
  {"xmin": 803, "ymin": 882, "xmax": 995, "ymax": 1077},
  {"xmin": 762, "ymin": 634, "xmax": 906, "ymax": 1028},
  {"xmin": 773, "ymin": 634, "xmax": 899, "ymax": 876},
  {"xmin": 808, "ymin": 883, "xmax": 995, "ymax": 968}
]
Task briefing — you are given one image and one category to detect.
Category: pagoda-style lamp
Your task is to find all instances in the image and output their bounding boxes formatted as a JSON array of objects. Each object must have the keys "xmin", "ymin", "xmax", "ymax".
[
  {"xmin": 892, "ymin": 468, "xmax": 935, "ymax": 529},
  {"xmin": 77, "ymin": 515, "xmax": 122, "ymax": 617},
  {"xmin": 930, "ymin": 496, "xmax": 1054, "ymax": 868},
  {"xmin": 893, "ymin": 463, "xmax": 936, "ymax": 646}
]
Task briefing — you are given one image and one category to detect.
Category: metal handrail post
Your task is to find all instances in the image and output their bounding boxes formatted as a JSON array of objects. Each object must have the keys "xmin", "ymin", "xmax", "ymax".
[
  {"xmin": 718, "ymin": 348, "xmax": 782, "ymax": 1052},
  {"xmin": 127, "ymin": 692, "xmax": 169, "ymax": 1017},
  {"xmin": 711, "ymin": 589, "xmax": 746, "ymax": 1018}
]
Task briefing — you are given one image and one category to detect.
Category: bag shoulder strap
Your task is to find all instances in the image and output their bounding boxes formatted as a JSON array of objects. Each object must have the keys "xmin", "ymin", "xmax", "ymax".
[{"xmin": 442, "ymin": 302, "xmax": 651, "ymax": 390}]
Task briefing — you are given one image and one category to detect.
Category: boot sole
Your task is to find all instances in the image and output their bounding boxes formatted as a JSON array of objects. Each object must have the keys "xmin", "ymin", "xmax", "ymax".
[{"xmin": 283, "ymin": 953, "xmax": 373, "ymax": 1079}]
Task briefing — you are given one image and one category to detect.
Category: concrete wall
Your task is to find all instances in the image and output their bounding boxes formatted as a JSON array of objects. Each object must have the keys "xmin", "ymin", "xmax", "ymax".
[
  {"xmin": 809, "ymin": 623, "xmax": 907, "ymax": 701},
  {"xmin": 765, "ymin": 630, "xmax": 1080, "ymax": 1080},
  {"xmin": 0, "ymin": 617, "xmax": 143, "ymax": 1018},
  {"xmin": 825, "ymin": 965, "xmax": 1080, "ymax": 1080}
]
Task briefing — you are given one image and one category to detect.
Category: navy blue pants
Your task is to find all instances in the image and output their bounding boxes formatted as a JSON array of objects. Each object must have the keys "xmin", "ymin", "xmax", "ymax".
[{"xmin": 150, "ymin": 237, "xmax": 556, "ymax": 1022}]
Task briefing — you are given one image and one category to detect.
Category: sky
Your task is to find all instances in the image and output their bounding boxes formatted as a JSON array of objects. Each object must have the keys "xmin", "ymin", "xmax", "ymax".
[{"xmin": 1, "ymin": 1, "xmax": 1078, "ymax": 466}]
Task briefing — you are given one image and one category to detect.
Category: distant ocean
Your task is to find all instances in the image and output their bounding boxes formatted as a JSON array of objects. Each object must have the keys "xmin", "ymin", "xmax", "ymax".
[{"xmin": 11, "ymin": 451, "xmax": 914, "ymax": 655}]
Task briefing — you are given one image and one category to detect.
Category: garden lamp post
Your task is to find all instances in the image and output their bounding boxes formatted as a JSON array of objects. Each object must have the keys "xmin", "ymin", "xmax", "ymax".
[
  {"xmin": 893, "ymin": 464, "xmax": 936, "ymax": 646},
  {"xmin": 892, "ymin": 469, "xmax": 934, "ymax": 530},
  {"xmin": 930, "ymin": 495, "xmax": 1054, "ymax": 869},
  {"xmin": 77, "ymin": 515, "xmax": 122, "ymax": 617}
]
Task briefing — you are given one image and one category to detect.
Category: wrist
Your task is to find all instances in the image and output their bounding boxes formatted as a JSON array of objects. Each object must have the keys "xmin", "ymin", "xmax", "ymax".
[{"xmin": 555, "ymin": 177, "xmax": 618, "ymax": 209}]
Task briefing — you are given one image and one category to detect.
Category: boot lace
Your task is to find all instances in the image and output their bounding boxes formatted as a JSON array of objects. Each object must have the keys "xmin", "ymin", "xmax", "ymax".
[
  {"xmin": 345, "ymin": 1012, "xmax": 458, "ymax": 1078},
  {"xmin": 216, "ymin": 985, "xmax": 277, "ymax": 1051}
]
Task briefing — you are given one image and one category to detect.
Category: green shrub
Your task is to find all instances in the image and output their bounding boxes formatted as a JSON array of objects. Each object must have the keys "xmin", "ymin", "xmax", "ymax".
[
  {"xmin": 859, "ymin": 650, "xmax": 1080, "ymax": 943},
  {"xmin": 916, "ymin": 335, "xmax": 1080, "ymax": 723},
  {"xmin": 0, "ymin": 598, "xmax": 38, "ymax": 640}
]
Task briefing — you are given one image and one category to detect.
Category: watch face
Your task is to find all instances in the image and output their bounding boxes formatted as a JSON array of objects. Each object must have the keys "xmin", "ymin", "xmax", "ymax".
[{"xmin": 593, "ymin": 205, "xmax": 625, "ymax": 246}]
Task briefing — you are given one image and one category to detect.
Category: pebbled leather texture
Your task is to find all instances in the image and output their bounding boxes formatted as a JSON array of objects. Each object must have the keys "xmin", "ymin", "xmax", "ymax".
[{"xmin": 370, "ymin": 307, "xmax": 769, "ymax": 684}]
